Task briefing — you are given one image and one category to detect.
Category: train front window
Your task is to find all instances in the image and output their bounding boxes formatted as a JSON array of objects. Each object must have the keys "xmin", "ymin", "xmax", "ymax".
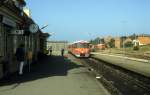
[{"xmin": 77, "ymin": 43, "xmax": 89, "ymax": 48}]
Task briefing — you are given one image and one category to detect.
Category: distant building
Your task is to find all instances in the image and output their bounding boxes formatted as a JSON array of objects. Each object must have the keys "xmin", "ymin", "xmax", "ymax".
[
  {"xmin": 132, "ymin": 40, "xmax": 139, "ymax": 46},
  {"xmin": 104, "ymin": 36, "xmax": 112, "ymax": 44},
  {"xmin": 115, "ymin": 37, "xmax": 121, "ymax": 48},
  {"xmin": 137, "ymin": 35, "xmax": 150, "ymax": 45},
  {"xmin": 96, "ymin": 44, "xmax": 106, "ymax": 50},
  {"xmin": 124, "ymin": 37, "xmax": 132, "ymax": 43},
  {"xmin": 47, "ymin": 41, "xmax": 68, "ymax": 51}
]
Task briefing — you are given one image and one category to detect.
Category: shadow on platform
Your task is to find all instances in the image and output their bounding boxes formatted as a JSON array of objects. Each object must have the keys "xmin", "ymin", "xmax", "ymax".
[{"xmin": 0, "ymin": 55, "xmax": 84, "ymax": 86}]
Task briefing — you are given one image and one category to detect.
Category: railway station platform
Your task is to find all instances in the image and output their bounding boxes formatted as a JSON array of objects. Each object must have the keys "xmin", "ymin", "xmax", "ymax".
[
  {"xmin": 0, "ymin": 55, "xmax": 110, "ymax": 95},
  {"xmin": 91, "ymin": 52, "xmax": 150, "ymax": 77}
]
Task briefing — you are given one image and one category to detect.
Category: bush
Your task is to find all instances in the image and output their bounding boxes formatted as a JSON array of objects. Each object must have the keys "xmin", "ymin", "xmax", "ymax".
[
  {"xmin": 133, "ymin": 46, "xmax": 139, "ymax": 51},
  {"xmin": 124, "ymin": 41, "xmax": 133, "ymax": 48}
]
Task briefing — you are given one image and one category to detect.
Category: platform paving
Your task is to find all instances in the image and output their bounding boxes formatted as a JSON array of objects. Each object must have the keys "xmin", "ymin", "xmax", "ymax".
[
  {"xmin": 91, "ymin": 52, "xmax": 150, "ymax": 77},
  {"xmin": 0, "ymin": 55, "xmax": 110, "ymax": 95}
]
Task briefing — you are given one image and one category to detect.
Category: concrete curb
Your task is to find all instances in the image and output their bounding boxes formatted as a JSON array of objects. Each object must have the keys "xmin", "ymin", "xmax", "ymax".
[{"xmin": 91, "ymin": 53, "xmax": 149, "ymax": 63}]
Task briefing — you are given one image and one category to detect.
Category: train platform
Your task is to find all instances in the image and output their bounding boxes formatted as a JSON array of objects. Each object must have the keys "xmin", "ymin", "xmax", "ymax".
[
  {"xmin": 91, "ymin": 52, "xmax": 150, "ymax": 77},
  {"xmin": 0, "ymin": 55, "xmax": 110, "ymax": 95}
]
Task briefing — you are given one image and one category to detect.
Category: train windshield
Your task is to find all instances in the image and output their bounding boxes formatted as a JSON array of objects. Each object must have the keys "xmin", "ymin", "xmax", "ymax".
[{"xmin": 76, "ymin": 43, "xmax": 89, "ymax": 48}]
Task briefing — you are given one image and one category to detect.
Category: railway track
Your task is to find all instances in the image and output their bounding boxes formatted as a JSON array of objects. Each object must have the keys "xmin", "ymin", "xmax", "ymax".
[{"xmin": 73, "ymin": 56, "xmax": 150, "ymax": 95}]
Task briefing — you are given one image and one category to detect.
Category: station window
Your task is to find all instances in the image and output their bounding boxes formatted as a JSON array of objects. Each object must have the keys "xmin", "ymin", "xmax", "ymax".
[
  {"xmin": 0, "ymin": 24, "xmax": 4, "ymax": 57},
  {"xmin": 4, "ymin": 25, "xmax": 14, "ymax": 56}
]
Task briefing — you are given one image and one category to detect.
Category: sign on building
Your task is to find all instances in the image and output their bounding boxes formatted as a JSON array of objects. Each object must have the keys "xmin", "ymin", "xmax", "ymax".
[
  {"xmin": 2, "ymin": 17, "xmax": 16, "ymax": 27},
  {"xmin": 10, "ymin": 30, "xmax": 24, "ymax": 35}
]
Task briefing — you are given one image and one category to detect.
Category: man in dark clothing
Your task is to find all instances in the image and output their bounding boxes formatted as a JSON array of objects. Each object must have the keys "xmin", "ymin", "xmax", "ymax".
[
  {"xmin": 15, "ymin": 44, "xmax": 25, "ymax": 75},
  {"xmin": 61, "ymin": 48, "xmax": 64, "ymax": 56},
  {"xmin": 49, "ymin": 46, "xmax": 52, "ymax": 56}
]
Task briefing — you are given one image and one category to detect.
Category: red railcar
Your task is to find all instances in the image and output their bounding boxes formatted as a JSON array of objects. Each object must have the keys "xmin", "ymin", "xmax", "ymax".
[{"xmin": 68, "ymin": 40, "xmax": 90, "ymax": 57}]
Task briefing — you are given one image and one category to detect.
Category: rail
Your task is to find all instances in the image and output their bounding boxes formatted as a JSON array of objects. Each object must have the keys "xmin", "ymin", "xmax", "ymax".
[{"xmin": 80, "ymin": 57, "xmax": 150, "ymax": 95}]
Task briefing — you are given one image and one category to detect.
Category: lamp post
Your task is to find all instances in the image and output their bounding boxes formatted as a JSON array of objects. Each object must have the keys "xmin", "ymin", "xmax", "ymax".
[
  {"xmin": 121, "ymin": 21, "xmax": 127, "ymax": 56},
  {"xmin": 28, "ymin": 24, "xmax": 39, "ymax": 72},
  {"xmin": 40, "ymin": 24, "xmax": 48, "ymax": 30}
]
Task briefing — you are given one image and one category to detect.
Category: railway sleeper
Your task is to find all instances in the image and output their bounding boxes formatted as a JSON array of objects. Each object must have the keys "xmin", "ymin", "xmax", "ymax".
[{"xmin": 82, "ymin": 58, "xmax": 150, "ymax": 95}]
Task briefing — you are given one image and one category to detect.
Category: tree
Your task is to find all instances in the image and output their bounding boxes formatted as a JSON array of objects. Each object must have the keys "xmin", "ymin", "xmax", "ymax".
[
  {"xmin": 124, "ymin": 41, "xmax": 133, "ymax": 48},
  {"xmin": 108, "ymin": 38, "xmax": 115, "ymax": 48},
  {"xmin": 120, "ymin": 36, "xmax": 127, "ymax": 48},
  {"xmin": 90, "ymin": 37, "xmax": 101, "ymax": 45},
  {"xmin": 100, "ymin": 38, "xmax": 105, "ymax": 44}
]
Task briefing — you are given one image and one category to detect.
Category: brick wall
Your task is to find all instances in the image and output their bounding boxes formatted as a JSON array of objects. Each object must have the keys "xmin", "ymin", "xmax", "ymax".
[{"xmin": 138, "ymin": 36, "xmax": 150, "ymax": 45}]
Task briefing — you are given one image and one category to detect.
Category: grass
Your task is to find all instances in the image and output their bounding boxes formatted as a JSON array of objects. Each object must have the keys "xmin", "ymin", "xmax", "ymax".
[
  {"xmin": 111, "ymin": 45, "xmax": 150, "ymax": 54},
  {"xmin": 95, "ymin": 45, "xmax": 150, "ymax": 59},
  {"xmin": 139, "ymin": 45, "xmax": 150, "ymax": 52}
]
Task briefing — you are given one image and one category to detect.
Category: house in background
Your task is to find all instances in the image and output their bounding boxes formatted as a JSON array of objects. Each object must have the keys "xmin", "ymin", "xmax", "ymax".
[
  {"xmin": 137, "ymin": 35, "xmax": 150, "ymax": 46},
  {"xmin": 115, "ymin": 37, "xmax": 121, "ymax": 49}
]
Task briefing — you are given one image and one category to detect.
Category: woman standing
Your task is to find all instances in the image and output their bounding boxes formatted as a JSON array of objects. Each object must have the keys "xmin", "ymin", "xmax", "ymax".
[{"xmin": 15, "ymin": 44, "xmax": 25, "ymax": 75}]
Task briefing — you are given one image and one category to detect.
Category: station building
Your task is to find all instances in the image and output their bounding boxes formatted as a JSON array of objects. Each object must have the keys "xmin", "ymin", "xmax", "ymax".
[{"xmin": 0, "ymin": 0, "xmax": 49, "ymax": 78}]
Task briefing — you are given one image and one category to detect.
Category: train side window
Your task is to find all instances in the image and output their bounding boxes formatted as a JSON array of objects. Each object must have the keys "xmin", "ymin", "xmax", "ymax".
[{"xmin": 75, "ymin": 43, "xmax": 77, "ymax": 48}]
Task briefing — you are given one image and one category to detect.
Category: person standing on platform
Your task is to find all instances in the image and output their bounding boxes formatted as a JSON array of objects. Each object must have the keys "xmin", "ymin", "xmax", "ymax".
[
  {"xmin": 15, "ymin": 44, "xmax": 25, "ymax": 75},
  {"xmin": 27, "ymin": 49, "xmax": 33, "ymax": 72},
  {"xmin": 61, "ymin": 48, "xmax": 64, "ymax": 56},
  {"xmin": 49, "ymin": 46, "xmax": 52, "ymax": 56}
]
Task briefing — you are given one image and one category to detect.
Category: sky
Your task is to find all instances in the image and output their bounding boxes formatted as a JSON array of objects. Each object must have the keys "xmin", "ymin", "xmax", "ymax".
[{"xmin": 26, "ymin": 0, "xmax": 150, "ymax": 42}]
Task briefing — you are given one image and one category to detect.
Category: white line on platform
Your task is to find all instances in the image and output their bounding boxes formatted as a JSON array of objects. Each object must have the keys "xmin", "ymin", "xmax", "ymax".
[{"xmin": 91, "ymin": 52, "xmax": 149, "ymax": 63}]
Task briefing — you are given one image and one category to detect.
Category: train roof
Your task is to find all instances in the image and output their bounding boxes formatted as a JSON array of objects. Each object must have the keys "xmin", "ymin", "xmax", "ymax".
[{"xmin": 73, "ymin": 40, "xmax": 89, "ymax": 44}]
